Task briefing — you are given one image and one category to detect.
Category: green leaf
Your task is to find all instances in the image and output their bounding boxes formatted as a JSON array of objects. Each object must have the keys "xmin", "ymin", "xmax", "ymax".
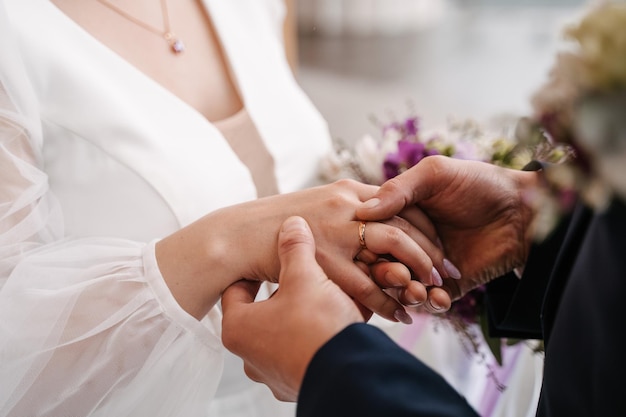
[{"xmin": 506, "ymin": 338, "xmax": 523, "ymax": 346}]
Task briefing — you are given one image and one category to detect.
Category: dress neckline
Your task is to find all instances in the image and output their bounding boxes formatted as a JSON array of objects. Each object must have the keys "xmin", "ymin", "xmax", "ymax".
[
  {"xmin": 212, "ymin": 106, "xmax": 247, "ymax": 127},
  {"xmin": 45, "ymin": 0, "xmax": 245, "ymax": 125}
]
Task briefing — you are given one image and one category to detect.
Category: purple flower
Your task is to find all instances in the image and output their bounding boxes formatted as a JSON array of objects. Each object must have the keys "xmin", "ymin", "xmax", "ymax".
[
  {"xmin": 383, "ymin": 117, "xmax": 420, "ymax": 142},
  {"xmin": 383, "ymin": 140, "xmax": 439, "ymax": 180},
  {"xmin": 383, "ymin": 140, "xmax": 425, "ymax": 179},
  {"xmin": 448, "ymin": 286, "xmax": 486, "ymax": 324},
  {"xmin": 557, "ymin": 188, "xmax": 577, "ymax": 212},
  {"xmin": 404, "ymin": 117, "xmax": 419, "ymax": 137}
]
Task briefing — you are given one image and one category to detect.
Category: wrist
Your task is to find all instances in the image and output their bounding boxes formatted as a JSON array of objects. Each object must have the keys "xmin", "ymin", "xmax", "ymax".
[{"xmin": 156, "ymin": 215, "xmax": 236, "ymax": 319}]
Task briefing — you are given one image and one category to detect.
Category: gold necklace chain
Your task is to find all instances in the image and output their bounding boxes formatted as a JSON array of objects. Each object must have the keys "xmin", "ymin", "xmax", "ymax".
[{"xmin": 96, "ymin": 0, "xmax": 185, "ymax": 54}]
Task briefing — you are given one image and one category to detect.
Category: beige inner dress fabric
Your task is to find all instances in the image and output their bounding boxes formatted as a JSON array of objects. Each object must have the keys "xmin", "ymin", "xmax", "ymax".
[{"xmin": 214, "ymin": 108, "xmax": 280, "ymax": 198}]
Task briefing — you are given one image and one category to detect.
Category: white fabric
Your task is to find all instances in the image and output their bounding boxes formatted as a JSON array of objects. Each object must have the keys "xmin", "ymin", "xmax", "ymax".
[
  {"xmin": 0, "ymin": 0, "xmax": 332, "ymax": 415},
  {"xmin": 375, "ymin": 314, "xmax": 544, "ymax": 417}
]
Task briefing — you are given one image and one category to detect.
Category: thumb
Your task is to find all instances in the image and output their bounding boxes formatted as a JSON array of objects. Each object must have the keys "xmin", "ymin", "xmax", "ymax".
[
  {"xmin": 277, "ymin": 216, "xmax": 324, "ymax": 287},
  {"xmin": 356, "ymin": 155, "xmax": 440, "ymax": 221}
]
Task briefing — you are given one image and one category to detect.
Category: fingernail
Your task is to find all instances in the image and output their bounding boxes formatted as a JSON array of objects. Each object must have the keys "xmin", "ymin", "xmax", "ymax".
[
  {"xmin": 431, "ymin": 267, "xmax": 443, "ymax": 286},
  {"xmin": 404, "ymin": 291, "xmax": 422, "ymax": 306},
  {"xmin": 361, "ymin": 198, "xmax": 380, "ymax": 209},
  {"xmin": 443, "ymin": 259, "xmax": 462, "ymax": 280},
  {"xmin": 428, "ymin": 298, "xmax": 443, "ymax": 311},
  {"xmin": 394, "ymin": 308, "xmax": 413, "ymax": 325},
  {"xmin": 281, "ymin": 216, "xmax": 308, "ymax": 233},
  {"xmin": 436, "ymin": 238, "xmax": 444, "ymax": 250}
]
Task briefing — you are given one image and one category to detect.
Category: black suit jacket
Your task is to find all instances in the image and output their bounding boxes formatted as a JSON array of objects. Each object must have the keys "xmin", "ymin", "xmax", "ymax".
[
  {"xmin": 487, "ymin": 197, "xmax": 626, "ymax": 416},
  {"xmin": 297, "ymin": 323, "xmax": 479, "ymax": 417}
]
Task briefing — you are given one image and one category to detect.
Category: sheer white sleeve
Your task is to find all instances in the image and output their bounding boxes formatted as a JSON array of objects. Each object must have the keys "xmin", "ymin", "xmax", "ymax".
[{"xmin": 0, "ymin": 5, "xmax": 223, "ymax": 417}]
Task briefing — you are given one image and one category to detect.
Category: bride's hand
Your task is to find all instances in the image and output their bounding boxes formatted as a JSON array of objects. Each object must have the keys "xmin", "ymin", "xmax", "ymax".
[{"xmin": 156, "ymin": 179, "xmax": 448, "ymax": 321}]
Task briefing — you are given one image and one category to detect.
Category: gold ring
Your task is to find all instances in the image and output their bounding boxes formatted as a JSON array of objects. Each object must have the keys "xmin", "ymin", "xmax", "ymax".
[{"xmin": 358, "ymin": 221, "xmax": 367, "ymax": 250}]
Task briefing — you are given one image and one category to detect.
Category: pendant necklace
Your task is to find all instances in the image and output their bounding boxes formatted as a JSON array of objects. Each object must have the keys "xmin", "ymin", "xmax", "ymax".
[{"xmin": 96, "ymin": 0, "xmax": 185, "ymax": 54}]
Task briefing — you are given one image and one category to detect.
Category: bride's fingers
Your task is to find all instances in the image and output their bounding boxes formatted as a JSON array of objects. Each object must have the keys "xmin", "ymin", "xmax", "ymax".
[
  {"xmin": 369, "ymin": 260, "xmax": 412, "ymax": 288},
  {"xmin": 384, "ymin": 281, "xmax": 428, "ymax": 307},
  {"xmin": 360, "ymin": 221, "xmax": 441, "ymax": 286},
  {"xmin": 333, "ymin": 257, "xmax": 375, "ymax": 321},
  {"xmin": 381, "ymin": 216, "xmax": 462, "ymax": 282},
  {"xmin": 398, "ymin": 281, "xmax": 428, "ymax": 306},
  {"xmin": 423, "ymin": 286, "xmax": 453, "ymax": 313},
  {"xmin": 379, "ymin": 216, "xmax": 450, "ymax": 281},
  {"xmin": 354, "ymin": 248, "xmax": 378, "ymax": 264},
  {"xmin": 367, "ymin": 260, "xmax": 429, "ymax": 307},
  {"xmin": 326, "ymin": 259, "xmax": 412, "ymax": 324},
  {"xmin": 354, "ymin": 259, "xmax": 370, "ymax": 275}
]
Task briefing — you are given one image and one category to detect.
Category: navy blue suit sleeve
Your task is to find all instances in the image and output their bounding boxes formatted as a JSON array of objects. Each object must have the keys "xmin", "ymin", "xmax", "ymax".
[{"xmin": 297, "ymin": 323, "xmax": 478, "ymax": 417}]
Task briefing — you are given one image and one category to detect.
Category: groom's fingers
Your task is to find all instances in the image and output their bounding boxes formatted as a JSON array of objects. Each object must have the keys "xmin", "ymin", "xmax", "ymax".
[
  {"xmin": 278, "ymin": 216, "xmax": 326, "ymax": 287},
  {"xmin": 398, "ymin": 206, "xmax": 438, "ymax": 245},
  {"xmin": 356, "ymin": 155, "xmax": 444, "ymax": 221},
  {"xmin": 356, "ymin": 174, "xmax": 424, "ymax": 221}
]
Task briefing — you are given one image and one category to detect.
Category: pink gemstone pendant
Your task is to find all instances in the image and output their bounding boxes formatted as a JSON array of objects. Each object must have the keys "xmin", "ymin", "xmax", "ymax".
[
  {"xmin": 164, "ymin": 32, "xmax": 185, "ymax": 54},
  {"xmin": 171, "ymin": 39, "xmax": 185, "ymax": 54}
]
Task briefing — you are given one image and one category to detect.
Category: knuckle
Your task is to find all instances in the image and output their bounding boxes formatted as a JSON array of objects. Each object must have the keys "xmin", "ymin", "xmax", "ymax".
[
  {"xmin": 423, "ymin": 154, "xmax": 443, "ymax": 169},
  {"xmin": 334, "ymin": 178, "xmax": 358, "ymax": 189},
  {"xmin": 321, "ymin": 187, "xmax": 351, "ymax": 211},
  {"xmin": 382, "ymin": 177, "xmax": 404, "ymax": 195},
  {"xmin": 384, "ymin": 227, "xmax": 404, "ymax": 246},
  {"xmin": 221, "ymin": 328, "xmax": 238, "ymax": 353},
  {"xmin": 243, "ymin": 363, "xmax": 263, "ymax": 383}
]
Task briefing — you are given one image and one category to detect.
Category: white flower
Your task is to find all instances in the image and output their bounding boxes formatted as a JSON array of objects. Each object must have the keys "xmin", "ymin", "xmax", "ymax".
[
  {"xmin": 574, "ymin": 90, "xmax": 626, "ymax": 204},
  {"xmin": 382, "ymin": 127, "xmax": 402, "ymax": 145},
  {"xmin": 353, "ymin": 134, "xmax": 386, "ymax": 185},
  {"xmin": 319, "ymin": 147, "xmax": 359, "ymax": 183}
]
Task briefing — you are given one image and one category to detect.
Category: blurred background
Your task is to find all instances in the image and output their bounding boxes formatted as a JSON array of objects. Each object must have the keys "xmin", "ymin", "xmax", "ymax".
[
  {"xmin": 292, "ymin": 0, "xmax": 588, "ymax": 143},
  {"xmin": 291, "ymin": 3, "xmax": 589, "ymax": 414}
]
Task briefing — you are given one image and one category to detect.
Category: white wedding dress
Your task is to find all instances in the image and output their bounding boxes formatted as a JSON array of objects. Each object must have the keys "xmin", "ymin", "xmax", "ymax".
[{"xmin": 0, "ymin": 0, "xmax": 331, "ymax": 416}]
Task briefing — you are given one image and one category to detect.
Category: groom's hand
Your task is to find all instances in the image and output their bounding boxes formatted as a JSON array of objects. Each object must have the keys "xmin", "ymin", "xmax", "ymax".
[
  {"xmin": 222, "ymin": 216, "xmax": 363, "ymax": 401},
  {"xmin": 356, "ymin": 156, "xmax": 539, "ymax": 308}
]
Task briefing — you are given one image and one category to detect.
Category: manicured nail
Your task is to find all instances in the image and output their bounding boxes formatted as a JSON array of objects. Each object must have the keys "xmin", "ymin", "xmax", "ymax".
[
  {"xmin": 428, "ymin": 298, "xmax": 443, "ymax": 311},
  {"xmin": 394, "ymin": 308, "xmax": 413, "ymax": 325},
  {"xmin": 443, "ymin": 259, "xmax": 462, "ymax": 280},
  {"xmin": 431, "ymin": 267, "xmax": 443, "ymax": 286},
  {"xmin": 281, "ymin": 216, "xmax": 308, "ymax": 233},
  {"xmin": 361, "ymin": 198, "xmax": 380, "ymax": 209},
  {"xmin": 436, "ymin": 238, "xmax": 444, "ymax": 250}
]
